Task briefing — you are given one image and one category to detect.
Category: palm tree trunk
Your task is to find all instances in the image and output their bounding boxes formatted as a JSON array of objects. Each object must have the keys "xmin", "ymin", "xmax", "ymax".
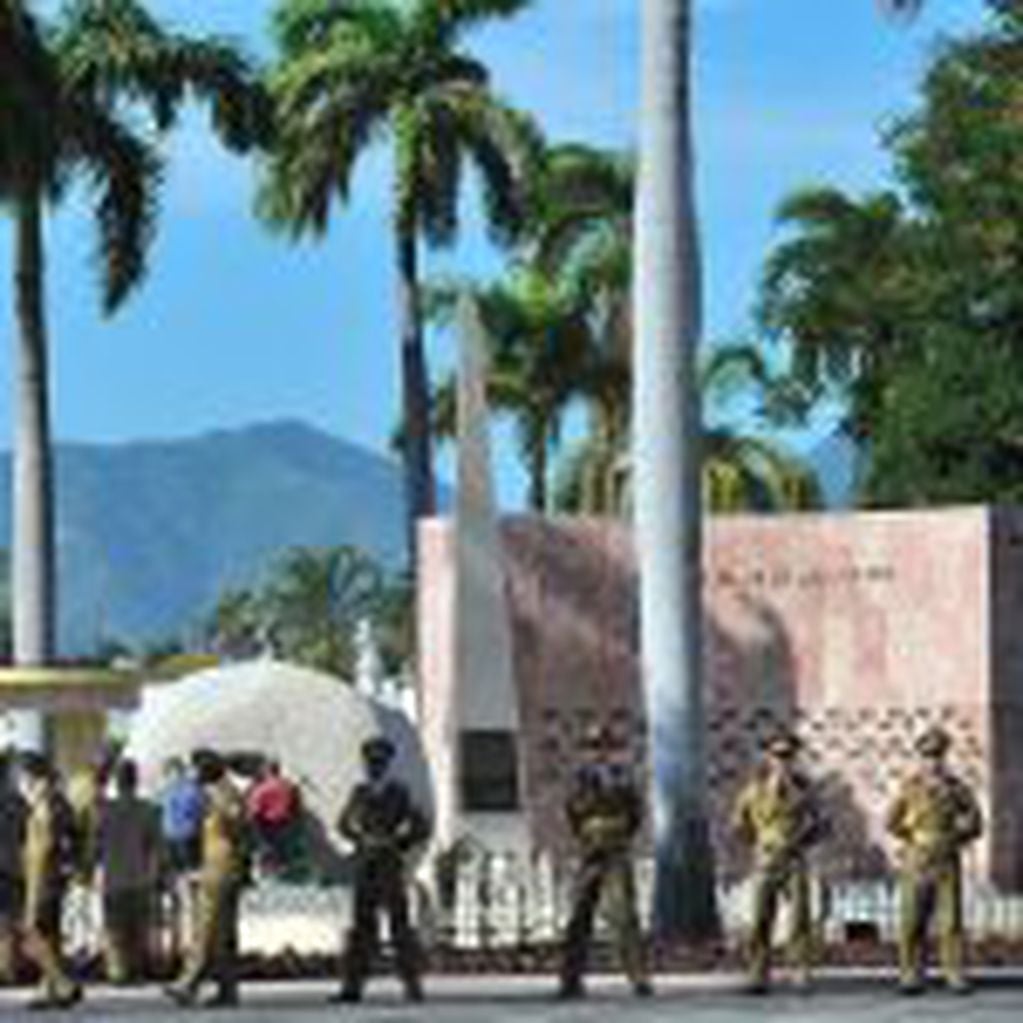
[
  {"xmin": 525, "ymin": 429, "xmax": 547, "ymax": 513},
  {"xmin": 11, "ymin": 191, "xmax": 55, "ymax": 752},
  {"xmin": 397, "ymin": 228, "xmax": 436, "ymax": 574},
  {"xmin": 632, "ymin": 0, "xmax": 717, "ymax": 939}
]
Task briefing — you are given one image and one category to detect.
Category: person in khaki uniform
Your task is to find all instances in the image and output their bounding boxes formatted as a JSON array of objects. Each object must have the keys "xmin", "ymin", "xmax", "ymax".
[
  {"xmin": 886, "ymin": 726, "xmax": 982, "ymax": 996},
  {"xmin": 330, "ymin": 736, "xmax": 429, "ymax": 1004},
  {"xmin": 557, "ymin": 723, "xmax": 652, "ymax": 1000},
  {"xmin": 0, "ymin": 753, "xmax": 27, "ymax": 984},
  {"xmin": 732, "ymin": 732, "xmax": 824, "ymax": 995},
  {"xmin": 19, "ymin": 753, "xmax": 82, "ymax": 1010},
  {"xmin": 98, "ymin": 758, "xmax": 162, "ymax": 984},
  {"xmin": 165, "ymin": 751, "xmax": 249, "ymax": 1008}
]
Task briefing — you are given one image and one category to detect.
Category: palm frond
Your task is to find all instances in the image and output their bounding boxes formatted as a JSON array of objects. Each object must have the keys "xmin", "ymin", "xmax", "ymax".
[
  {"xmin": 59, "ymin": 91, "xmax": 161, "ymax": 312},
  {"xmin": 413, "ymin": 0, "xmax": 533, "ymax": 47}
]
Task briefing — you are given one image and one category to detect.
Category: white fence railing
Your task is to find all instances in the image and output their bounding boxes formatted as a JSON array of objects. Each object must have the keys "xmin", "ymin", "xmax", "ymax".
[{"xmin": 61, "ymin": 853, "xmax": 1023, "ymax": 962}]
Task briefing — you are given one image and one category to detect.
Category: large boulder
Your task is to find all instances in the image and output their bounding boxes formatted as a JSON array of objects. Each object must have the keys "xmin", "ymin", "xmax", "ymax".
[{"xmin": 124, "ymin": 659, "xmax": 432, "ymax": 880}]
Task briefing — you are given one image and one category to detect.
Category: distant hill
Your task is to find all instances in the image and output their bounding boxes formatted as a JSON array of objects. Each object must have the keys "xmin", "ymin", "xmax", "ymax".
[{"xmin": 0, "ymin": 421, "xmax": 430, "ymax": 653}]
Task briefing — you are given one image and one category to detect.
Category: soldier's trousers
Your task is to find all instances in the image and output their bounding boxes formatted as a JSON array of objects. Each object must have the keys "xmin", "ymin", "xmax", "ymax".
[
  {"xmin": 0, "ymin": 875, "xmax": 21, "ymax": 983},
  {"xmin": 104, "ymin": 887, "xmax": 153, "ymax": 983},
  {"xmin": 341, "ymin": 854, "xmax": 421, "ymax": 997},
  {"xmin": 176, "ymin": 875, "xmax": 241, "ymax": 999},
  {"xmin": 748, "ymin": 859, "xmax": 813, "ymax": 985},
  {"xmin": 898, "ymin": 861, "xmax": 965, "ymax": 984},
  {"xmin": 559, "ymin": 850, "xmax": 649, "ymax": 991},
  {"xmin": 22, "ymin": 883, "xmax": 76, "ymax": 1001}
]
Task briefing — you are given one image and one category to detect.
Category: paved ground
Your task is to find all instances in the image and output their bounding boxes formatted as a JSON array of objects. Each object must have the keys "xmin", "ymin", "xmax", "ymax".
[{"xmin": 2, "ymin": 973, "xmax": 1023, "ymax": 1021}]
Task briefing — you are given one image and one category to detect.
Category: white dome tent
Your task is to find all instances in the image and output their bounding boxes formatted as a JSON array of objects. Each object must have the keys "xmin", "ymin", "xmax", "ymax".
[{"xmin": 124, "ymin": 659, "xmax": 432, "ymax": 880}]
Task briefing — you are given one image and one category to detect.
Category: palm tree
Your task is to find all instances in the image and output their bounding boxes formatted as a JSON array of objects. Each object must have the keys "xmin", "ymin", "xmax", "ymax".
[
  {"xmin": 0, "ymin": 0, "xmax": 266, "ymax": 749},
  {"xmin": 259, "ymin": 0, "xmax": 542, "ymax": 568},
  {"xmin": 633, "ymin": 0, "xmax": 926, "ymax": 940},
  {"xmin": 424, "ymin": 271, "xmax": 602, "ymax": 511},
  {"xmin": 262, "ymin": 546, "xmax": 384, "ymax": 680},
  {"xmin": 633, "ymin": 0, "xmax": 713, "ymax": 940},
  {"xmin": 530, "ymin": 142, "xmax": 633, "ymax": 364},
  {"xmin": 554, "ymin": 344, "xmax": 822, "ymax": 515},
  {"xmin": 758, "ymin": 186, "xmax": 925, "ymax": 442}
]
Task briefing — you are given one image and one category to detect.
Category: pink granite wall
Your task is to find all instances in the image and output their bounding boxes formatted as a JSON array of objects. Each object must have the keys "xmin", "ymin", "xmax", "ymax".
[{"xmin": 420, "ymin": 508, "xmax": 1011, "ymax": 884}]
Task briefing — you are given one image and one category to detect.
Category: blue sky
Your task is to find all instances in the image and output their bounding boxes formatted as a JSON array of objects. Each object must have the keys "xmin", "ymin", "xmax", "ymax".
[{"xmin": 0, "ymin": 0, "xmax": 990, "ymax": 508}]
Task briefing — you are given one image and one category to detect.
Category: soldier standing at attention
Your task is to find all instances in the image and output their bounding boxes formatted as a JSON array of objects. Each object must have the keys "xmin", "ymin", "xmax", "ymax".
[
  {"xmin": 0, "ymin": 752, "xmax": 27, "ymax": 984},
  {"xmin": 886, "ymin": 726, "xmax": 982, "ymax": 996},
  {"xmin": 557, "ymin": 723, "xmax": 652, "ymax": 1000},
  {"xmin": 19, "ymin": 753, "xmax": 82, "ymax": 1010},
  {"xmin": 732, "ymin": 732, "xmax": 824, "ymax": 995},
  {"xmin": 330, "ymin": 736, "xmax": 429, "ymax": 1004},
  {"xmin": 165, "ymin": 751, "xmax": 249, "ymax": 1009}
]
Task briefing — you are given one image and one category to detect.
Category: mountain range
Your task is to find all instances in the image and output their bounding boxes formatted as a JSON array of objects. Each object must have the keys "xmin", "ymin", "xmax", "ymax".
[
  {"xmin": 0, "ymin": 419, "xmax": 856, "ymax": 655},
  {"xmin": 0, "ymin": 420, "xmax": 417, "ymax": 654}
]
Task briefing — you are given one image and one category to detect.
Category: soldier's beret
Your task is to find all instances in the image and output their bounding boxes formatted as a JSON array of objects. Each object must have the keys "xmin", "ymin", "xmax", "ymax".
[
  {"xmin": 764, "ymin": 731, "xmax": 800, "ymax": 758},
  {"xmin": 362, "ymin": 736, "xmax": 395, "ymax": 761},
  {"xmin": 915, "ymin": 726, "xmax": 951, "ymax": 757}
]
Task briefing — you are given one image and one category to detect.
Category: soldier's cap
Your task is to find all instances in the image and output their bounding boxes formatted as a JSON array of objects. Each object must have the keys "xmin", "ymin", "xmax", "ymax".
[
  {"xmin": 191, "ymin": 748, "xmax": 226, "ymax": 783},
  {"xmin": 915, "ymin": 726, "xmax": 951, "ymax": 758},
  {"xmin": 18, "ymin": 750, "xmax": 50, "ymax": 778},
  {"xmin": 764, "ymin": 731, "xmax": 801, "ymax": 758},
  {"xmin": 361, "ymin": 736, "xmax": 395, "ymax": 762}
]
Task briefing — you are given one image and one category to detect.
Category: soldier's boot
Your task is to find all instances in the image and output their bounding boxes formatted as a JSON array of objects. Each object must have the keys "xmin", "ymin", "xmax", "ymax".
[
  {"xmin": 557, "ymin": 885, "xmax": 599, "ymax": 1000},
  {"xmin": 940, "ymin": 933, "xmax": 971, "ymax": 994},
  {"xmin": 745, "ymin": 931, "xmax": 772, "ymax": 992},
  {"xmin": 331, "ymin": 929, "xmax": 369, "ymax": 1003},
  {"xmin": 744, "ymin": 939, "xmax": 771, "ymax": 997},
  {"xmin": 0, "ymin": 923, "xmax": 17, "ymax": 985},
  {"xmin": 620, "ymin": 936, "xmax": 654, "ymax": 997},
  {"xmin": 105, "ymin": 930, "xmax": 130, "ymax": 986},
  {"xmin": 24, "ymin": 930, "xmax": 79, "ymax": 1009},
  {"xmin": 395, "ymin": 935, "xmax": 425, "ymax": 1002},
  {"xmin": 203, "ymin": 988, "xmax": 240, "ymax": 1009},
  {"xmin": 163, "ymin": 981, "xmax": 199, "ymax": 1007},
  {"xmin": 897, "ymin": 881, "xmax": 928, "ymax": 995},
  {"xmin": 556, "ymin": 944, "xmax": 587, "ymax": 999}
]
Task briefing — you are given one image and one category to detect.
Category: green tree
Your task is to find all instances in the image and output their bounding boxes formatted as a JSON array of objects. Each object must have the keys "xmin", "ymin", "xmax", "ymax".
[
  {"xmin": 259, "ymin": 0, "xmax": 542, "ymax": 566},
  {"xmin": 0, "ymin": 0, "xmax": 266, "ymax": 749},
  {"xmin": 206, "ymin": 586, "xmax": 265, "ymax": 661},
  {"xmin": 262, "ymin": 545, "xmax": 384, "ymax": 680},
  {"xmin": 425, "ymin": 271, "xmax": 607, "ymax": 511},
  {"xmin": 553, "ymin": 345, "xmax": 821, "ymax": 515},
  {"xmin": 2, "ymin": 2, "xmax": 158, "ymax": 749},
  {"xmin": 759, "ymin": 2, "xmax": 1023, "ymax": 506}
]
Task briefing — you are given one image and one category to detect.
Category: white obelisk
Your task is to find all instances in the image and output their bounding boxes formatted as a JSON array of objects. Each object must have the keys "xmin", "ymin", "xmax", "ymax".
[{"xmin": 435, "ymin": 294, "xmax": 520, "ymax": 851}]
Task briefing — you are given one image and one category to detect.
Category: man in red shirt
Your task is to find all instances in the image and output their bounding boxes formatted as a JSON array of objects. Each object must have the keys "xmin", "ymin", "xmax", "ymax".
[{"xmin": 245, "ymin": 760, "xmax": 300, "ymax": 874}]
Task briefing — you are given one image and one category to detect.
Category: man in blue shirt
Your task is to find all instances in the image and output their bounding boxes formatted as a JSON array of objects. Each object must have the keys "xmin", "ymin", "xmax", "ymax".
[{"xmin": 160, "ymin": 757, "xmax": 204, "ymax": 875}]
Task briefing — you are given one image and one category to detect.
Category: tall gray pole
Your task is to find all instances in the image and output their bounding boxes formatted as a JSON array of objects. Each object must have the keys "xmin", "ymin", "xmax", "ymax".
[{"xmin": 633, "ymin": 0, "xmax": 716, "ymax": 939}]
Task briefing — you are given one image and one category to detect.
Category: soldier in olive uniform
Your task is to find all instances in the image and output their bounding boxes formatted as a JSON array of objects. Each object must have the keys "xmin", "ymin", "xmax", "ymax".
[
  {"xmin": 557, "ymin": 723, "xmax": 652, "ymax": 1000},
  {"xmin": 330, "ymin": 736, "xmax": 429, "ymax": 1004},
  {"xmin": 19, "ymin": 753, "xmax": 82, "ymax": 1010},
  {"xmin": 886, "ymin": 726, "xmax": 982, "ymax": 996},
  {"xmin": 732, "ymin": 732, "xmax": 824, "ymax": 994},
  {"xmin": 165, "ymin": 751, "xmax": 249, "ymax": 1008}
]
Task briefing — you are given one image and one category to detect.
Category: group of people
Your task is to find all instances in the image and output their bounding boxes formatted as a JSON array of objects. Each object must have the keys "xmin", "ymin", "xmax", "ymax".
[
  {"xmin": 559, "ymin": 721, "xmax": 983, "ymax": 999},
  {"xmin": 0, "ymin": 744, "xmax": 305, "ymax": 1010},
  {"xmin": 0, "ymin": 719, "xmax": 986, "ymax": 1009}
]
